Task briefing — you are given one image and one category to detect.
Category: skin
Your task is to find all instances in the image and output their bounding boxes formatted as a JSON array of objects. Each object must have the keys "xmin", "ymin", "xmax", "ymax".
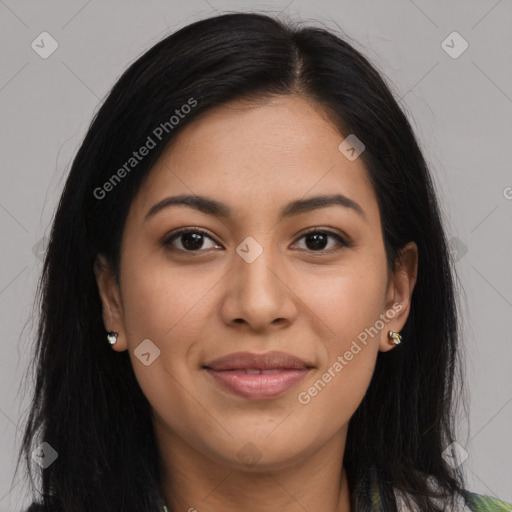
[{"xmin": 95, "ymin": 94, "xmax": 418, "ymax": 512}]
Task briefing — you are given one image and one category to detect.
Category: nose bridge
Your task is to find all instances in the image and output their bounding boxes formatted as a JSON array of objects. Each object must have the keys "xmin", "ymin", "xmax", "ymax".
[
  {"xmin": 226, "ymin": 233, "xmax": 293, "ymax": 328},
  {"xmin": 236, "ymin": 234, "xmax": 281, "ymax": 297}
]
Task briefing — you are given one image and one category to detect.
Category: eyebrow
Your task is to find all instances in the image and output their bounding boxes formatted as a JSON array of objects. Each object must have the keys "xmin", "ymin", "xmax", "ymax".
[{"xmin": 145, "ymin": 193, "xmax": 366, "ymax": 222}]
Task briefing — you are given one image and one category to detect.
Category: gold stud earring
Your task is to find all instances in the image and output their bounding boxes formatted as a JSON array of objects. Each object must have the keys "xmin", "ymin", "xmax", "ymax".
[{"xmin": 388, "ymin": 330, "xmax": 402, "ymax": 345}]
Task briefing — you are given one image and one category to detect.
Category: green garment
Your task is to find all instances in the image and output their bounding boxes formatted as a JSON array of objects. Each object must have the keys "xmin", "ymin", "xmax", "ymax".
[
  {"xmin": 369, "ymin": 489, "xmax": 512, "ymax": 511},
  {"xmin": 466, "ymin": 493, "xmax": 512, "ymax": 512}
]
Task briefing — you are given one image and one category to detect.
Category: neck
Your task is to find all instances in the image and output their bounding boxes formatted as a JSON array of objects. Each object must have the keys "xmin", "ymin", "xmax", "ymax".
[{"xmin": 155, "ymin": 419, "xmax": 351, "ymax": 512}]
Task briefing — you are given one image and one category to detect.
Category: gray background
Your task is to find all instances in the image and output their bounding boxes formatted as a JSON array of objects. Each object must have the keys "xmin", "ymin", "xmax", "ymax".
[{"xmin": 1, "ymin": 0, "xmax": 511, "ymax": 510}]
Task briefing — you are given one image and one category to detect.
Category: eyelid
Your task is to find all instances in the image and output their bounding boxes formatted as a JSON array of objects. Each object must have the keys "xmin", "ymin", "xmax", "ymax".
[{"xmin": 162, "ymin": 226, "xmax": 353, "ymax": 254}]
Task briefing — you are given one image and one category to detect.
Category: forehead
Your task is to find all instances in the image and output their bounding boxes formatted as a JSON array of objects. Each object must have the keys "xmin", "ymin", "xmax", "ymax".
[{"xmin": 131, "ymin": 94, "xmax": 380, "ymax": 228}]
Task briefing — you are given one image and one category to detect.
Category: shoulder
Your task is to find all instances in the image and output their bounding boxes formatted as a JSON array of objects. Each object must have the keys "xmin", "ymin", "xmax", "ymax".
[{"xmin": 465, "ymin": 492, "xmax": 512, "ymax": 511}]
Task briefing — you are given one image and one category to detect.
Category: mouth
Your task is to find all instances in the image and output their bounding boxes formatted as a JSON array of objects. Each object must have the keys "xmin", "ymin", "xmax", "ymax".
[{"xmin": 202, "ymin": 351, "xmax": 313, "ymax": 400}]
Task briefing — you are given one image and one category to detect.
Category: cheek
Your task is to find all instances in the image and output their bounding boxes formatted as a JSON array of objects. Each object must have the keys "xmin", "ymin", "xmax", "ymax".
[
  {"xmin": 118, "ymin": 258, "xmax": 216, "ymax": 396},
  {"xmin": 294, "ymin": 345, "xmax": 378, "ymax": 444},
  {"xmin": 292, "ymin": 257, "xmax": 385, "ymax": 417},
  {"xmin": 301, "ymin": 258, "xmax": 387, "ymax": 348},
  {"xmin": 294, "ymin": 265, "xmax": 385, "ymax": 432},
  {"xmin": 118, "ymin": 264, "xmax": 206, "ymax": 427},
  {"xmin": 120, "ymin": 255, "xmax": 213, "ymax": 343}
]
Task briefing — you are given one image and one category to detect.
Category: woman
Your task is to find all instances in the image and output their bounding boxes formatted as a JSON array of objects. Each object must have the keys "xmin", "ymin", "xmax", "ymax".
[{"xmin": 17, "ymin": 11, "xmax": 512, "ymax": 512}]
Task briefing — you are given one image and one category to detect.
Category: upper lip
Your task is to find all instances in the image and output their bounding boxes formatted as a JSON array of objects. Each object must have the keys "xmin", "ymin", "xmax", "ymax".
[{"xmin": 203, "ymin": 351, "xmax": 313, "ymax": 371}]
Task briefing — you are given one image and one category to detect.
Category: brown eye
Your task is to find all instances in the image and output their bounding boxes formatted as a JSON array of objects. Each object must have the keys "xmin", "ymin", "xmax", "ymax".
[
  {"xmin": 293, "ymin": 229, "xmax": 352, "ymax": 253},
  {"xmin": 163, "ymin": 228, "xmax": 221, "ymax": 252}
]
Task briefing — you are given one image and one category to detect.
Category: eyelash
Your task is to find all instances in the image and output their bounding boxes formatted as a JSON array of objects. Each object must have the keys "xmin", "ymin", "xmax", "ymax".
[{"xmin": 162, "ymin": 227, "xmax": 353, "ymax": 255}]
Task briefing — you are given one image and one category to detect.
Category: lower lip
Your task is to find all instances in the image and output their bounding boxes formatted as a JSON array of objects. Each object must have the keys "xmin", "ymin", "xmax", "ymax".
[{"xmin": 205, "ymin": 368, "xmax": 310, "ymax": 400}]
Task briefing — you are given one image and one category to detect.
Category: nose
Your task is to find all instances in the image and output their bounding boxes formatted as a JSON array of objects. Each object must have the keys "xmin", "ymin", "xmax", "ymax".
[{"xmin": 219, "ymin": 242, "xmax": 298, "ymax": 333}]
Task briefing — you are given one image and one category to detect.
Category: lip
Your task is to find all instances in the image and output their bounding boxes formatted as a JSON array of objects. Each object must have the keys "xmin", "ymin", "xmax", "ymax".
[
  {"xmin": 204, "ymin": 350, "xmax": 312, "ymax": 371},
  {"xmin": 203, "ymin": 351, "xmax": 313, "ymax": 400}
]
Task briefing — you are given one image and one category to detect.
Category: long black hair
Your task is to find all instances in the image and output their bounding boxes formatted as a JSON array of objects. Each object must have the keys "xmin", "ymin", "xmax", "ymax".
[{"xmin": 17, "ymin": 11, "xmax": 467, "ymax": 511}]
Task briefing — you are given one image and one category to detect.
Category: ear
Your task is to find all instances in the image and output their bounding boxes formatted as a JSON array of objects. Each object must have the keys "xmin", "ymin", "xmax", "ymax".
[
  {"xmin": 94, "ymin": 254, "xmax": 127, "ymax": 352},
  {"xmin": 379, "ymin": 241, "xmax": 418, "ymax": 352}
]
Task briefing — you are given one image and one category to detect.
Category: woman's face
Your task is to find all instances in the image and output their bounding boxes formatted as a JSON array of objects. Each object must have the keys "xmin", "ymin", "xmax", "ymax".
[{"xmin": 95, "ymin": 94, "xmax": 417, "ymax": 471}]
